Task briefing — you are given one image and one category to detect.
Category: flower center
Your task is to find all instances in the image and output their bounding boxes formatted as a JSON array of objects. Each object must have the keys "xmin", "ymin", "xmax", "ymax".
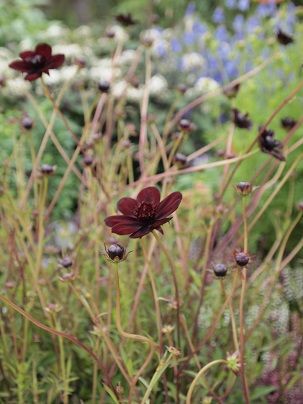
[
  {"xmin": 135, "ymin": 202, "xmax": 156, "ymax": 219},
  {"xmin": 26, "ymin": 54, "xmax": 45, "ymax": 66}
]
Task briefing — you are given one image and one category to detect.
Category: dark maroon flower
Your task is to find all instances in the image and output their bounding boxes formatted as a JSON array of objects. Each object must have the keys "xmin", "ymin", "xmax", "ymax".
[
  {"xmin": 281, "ymin": 117, "xmax": 297, "ymax": 130},
  {"xmin": 276, "ymin": 28, "xmax": 294, "ymax": 46},
  {"xmin": 105, "ymin": 186, "xmax": 182, "ymax": 238},
  {"xmin": 258, "ymin": 127, "xmax": 285, "ymax": 161},
  {"xmin": 115, "ymin": 13, "xmax": 137, "ymax": 26},
  {"xmin": 9, "ymin": 43, "xmax": 65, "ymax": 81},
  {"xmin": 232, "ymin": 108, "xmax": 252, "ymax": 129}
]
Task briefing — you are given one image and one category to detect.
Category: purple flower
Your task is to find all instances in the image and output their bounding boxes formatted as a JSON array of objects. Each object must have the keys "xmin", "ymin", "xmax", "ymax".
[
  {"xmin": 238, "ymin": 0, "xmax": 250, "ymax": 12},
  {"xmin": 185, "ymin": 2, "xmax": 196, "ymax": 15},
  {"xmin": 171, "ymin": 39, "xmax": 182, "ymax": 52},
  {"xmin": 213, "ymin": 7, "xmax": 225, "ymax": 24},
  {"xmin": 105, "ymin": 187, "xmax": 182, "ymax": 238},
  {"xmin": 225, "ymin": 0, "xmax": 236, "ymax": 9},
  {"xmin": 9, "ymin": 43, "xmax": 65, "ymax": 81}
]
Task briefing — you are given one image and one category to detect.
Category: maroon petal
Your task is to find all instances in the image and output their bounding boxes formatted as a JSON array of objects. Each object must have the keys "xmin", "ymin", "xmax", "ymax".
[
  {"xmin": 151, "ymin": 217, "xmax": 172, "ymax": 228},
  {"xmin": 117, "ymin": 197, "xmax": 138, "ymax": 216},
  {"xmin": 130, "ymin": 226, "xmax": 152, "ymax": 238},
  {"xmin": 137, "ymin": 187, "xmax": 160, "ymax": 205},
  {"xmin": 36, "ymin": 43, "xmax": 52, "ymax": 58},
  {"xmin": 25, "ymin": 72, "xmax": 42, "ymax": 81},
  {"xmin": 104, "ymin": 215, "xmax": 139, "ymax": 227},
  {"xmin": 9, "ymin": 60, "xmax": 31, "ymax": 72},
  {"xmin": 19, "ymin": 51, "xmax": 35, "ymax": 60},
  {"xmin": 156, "ymin": 192, "xmax": 182, "ymax": 219},
  {"xmin": 47, "ymin": 54, "xmax": 65, "ymax": 69},
  {"xmin": 111, "ymin": 222, "xmax": 141, "ymax": 235},
  {"xmin": 154, "ymin": 226, "xmax": 164, "ymax": 235}
]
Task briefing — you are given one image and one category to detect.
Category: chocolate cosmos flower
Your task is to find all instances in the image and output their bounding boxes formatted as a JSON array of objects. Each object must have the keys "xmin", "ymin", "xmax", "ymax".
[
  {"xmin": 276, "ymin": 29, "xmax": 294, "ymax": 46},
  {"xmin": 258, "ymin": 127, "xmax": 285, "ymax": 161},
  {"xmin": 232, "ymin": 108, "xmax": 252, "ymax": 129},
  {"xmin": 115, "ymin": 13, "xmax": 137, "ymax": 26},
  {"xmin": 105, "ymin": 187, "xmax": 182, "ymax": 238},
  {"xmin": 9, "ymin": 43, "xmax": 65, "ymax": 81}
]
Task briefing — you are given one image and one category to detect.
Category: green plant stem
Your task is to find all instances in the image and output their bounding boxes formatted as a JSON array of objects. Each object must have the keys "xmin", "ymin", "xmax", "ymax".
[
  {"xmin": 220, "ymin": 279, "xmax": 239, "ymax": 352},
  {"xmin": 186, "ymin": 359, "xmax": 227, "ymax": 404},
  {"xmin": 152, "ymin": 231, "xmax": 181, "ymax": 347},
  {"xmin": 141, "ymin": 351, "xmax": 174, "ymax": 404},
  {"xmin": 113, "ymin": 264, "xmax": 158, "ymax": 348},
  {"xmin": 0, "ymin": 295, "xmax": 106, "ymax": 375},
  {"xmin": 239, "ymin": 197, "xmax": 250, "ymax": 404}
]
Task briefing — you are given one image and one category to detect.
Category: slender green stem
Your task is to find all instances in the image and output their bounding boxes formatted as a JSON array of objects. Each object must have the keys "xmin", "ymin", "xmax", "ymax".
[
  {"xmin": 239, "ymin": 197, "xmax": 250, "ymax": 404},
  {"xmin": 186, "ymin": 359, "xmax": 227, "ymax": 404}
]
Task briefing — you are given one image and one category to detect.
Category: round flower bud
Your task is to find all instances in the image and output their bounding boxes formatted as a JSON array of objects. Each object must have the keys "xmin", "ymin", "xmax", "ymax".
[
  {"xmin": 281, "ymin": 117, "xmax": 297, "ymax": 130},
  {"xmin": 179, "ymin": 119, "xmax": 192, "ymax": 132},
  {"xmin": 22, "ymin": 116, "xmax": 33, "ymax": 130},
  {"xmin": 213, "ymin": 263, "xmax": 228, "ymax": 277},
  {"xmin": 40, "ymin": 164, "xmax": 56, "ymax": 175},
  {"xmin": 235, "ymin": 182, "xmax": 252, "ymax": 196},
  {"xmin": 58, "ymin": 256, "xmax": 73, "ymax": 268},
  {"xmin": 177, "ymin": 84, "xmax": 187, "ymax": 94},
  {"xmin": 298, "ymin": 202, "xmax": 303, "ymax": 211},
  {"xmin": 98, "ymin": 80, "xmax": 110, "ymax": 93},
  {"xmin": 105, "ymin": 28, "xmax": 115, "ymax": 39},
  {"xmin": 105, "ymin": 243, "xmax": 126, "ymax": 262},
  {"xmin": 234, "ymin": 251, "xmax": 249, "ymax": 267},
  {"xmin": 83, "ymin": 154, "xmax": 94, "ymax": 167},
  {"xmin": 174, "ymin": 153, "xmax": 187, "ymax": 166}
]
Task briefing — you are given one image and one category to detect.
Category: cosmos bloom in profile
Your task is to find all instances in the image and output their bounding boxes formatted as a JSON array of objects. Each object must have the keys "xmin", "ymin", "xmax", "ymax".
[
  {"xmin": 276, "ymin": 28, "xmax": 294, "ymax": 46},
  {"xmin": 258, "ymin": 127, "xmax": 285, "ymax": 161},
  {"xmin": 9, "ymin": 43, "xmax": 65, "ymax": 81},
  {"xmin": 105, "ymin": 186, "xmax": 182, "ymax": 238},
  {"xmin": 232, "ymin": 108, "xmax": 252, "ymax": 129}
]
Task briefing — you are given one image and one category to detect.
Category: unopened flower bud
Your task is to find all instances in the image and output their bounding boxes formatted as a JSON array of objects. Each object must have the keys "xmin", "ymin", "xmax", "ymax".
[
  {"xmin": 235, "ymin": 182, "xmax": 252, "ymax": 196},
  {"xmin": 174, "ymin": 153, "xmax": 187, "ymax": 166},
  {"xmin": 22, "ymin": 116, "xmax": 33, "ymax": 130},
  {"xmin": 40, "ymin": 164, "xmax": 56, "ymax": 175},
  {"xmin": 83, "ymin": 154, "xmax": 94, "ymax": 167},
  {"xmin": 105, "ymin": 243, "xmax": 127, "ymax": 262},
  {"xmin": 58, "ymin": 256, "xmax": 73, "ymax": 268},
  {"xmin": 213, "ymin": 263, "xmax": 228, "ymax": 278},
  {"xmin": 98, "ymin": 80, "xmax": 110, "ymax": 93},
  {"xmin": 234, "ymin": 250, "xmax": 250, "ymax": 267},
  {"xmin": 179, "ymin": 119, "xmax": 192, "ymax": 132}
]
